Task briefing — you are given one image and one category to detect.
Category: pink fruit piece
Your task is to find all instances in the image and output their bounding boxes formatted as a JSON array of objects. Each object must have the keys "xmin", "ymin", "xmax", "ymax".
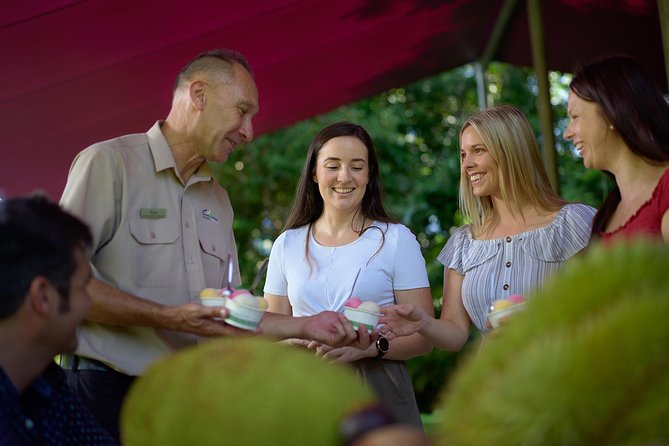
[
  {"xmin": 230, "ymin": 289, "xmax": 252, "ymax": 299},
  {"xmin": 344, "ymin": 297, "xmax": 363, "ymax": 308},
  {"xmin": 508, "ymin": 294, "xmax": 525, "ymax": 304}
]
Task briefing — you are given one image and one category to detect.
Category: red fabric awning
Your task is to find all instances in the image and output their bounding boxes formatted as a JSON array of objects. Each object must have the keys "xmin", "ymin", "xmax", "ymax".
[{"xmin": 0, "ymin": 0, "xmax": 664, "ymax": 199}]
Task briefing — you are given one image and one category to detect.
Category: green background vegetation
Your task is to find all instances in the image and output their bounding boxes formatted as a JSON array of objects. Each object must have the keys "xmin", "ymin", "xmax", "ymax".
[{"xmin": 211, "ymin": 62, "xmax": 613, "ymax": 413}]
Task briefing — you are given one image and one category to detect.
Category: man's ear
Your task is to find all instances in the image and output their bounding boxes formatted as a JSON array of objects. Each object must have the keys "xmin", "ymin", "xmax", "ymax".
[
  {"xmin": 27, "ymin": 276, "xmax": 52, "ymax": 317},
  {"xmin": 189, "ymin": 80, "xmax": 207, "ymax": 111}
]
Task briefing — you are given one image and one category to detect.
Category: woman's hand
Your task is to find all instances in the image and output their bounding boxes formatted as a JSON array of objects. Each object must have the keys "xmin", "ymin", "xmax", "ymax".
[
  {"xmin": 378, "ymin": 303, "xmax": 427, "ymax": 339},
  {"xmin": 317, "ymin": 343, "xmax": 376, "ymax": 363}
]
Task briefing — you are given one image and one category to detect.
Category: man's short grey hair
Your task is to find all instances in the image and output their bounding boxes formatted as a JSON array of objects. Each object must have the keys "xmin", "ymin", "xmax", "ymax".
[{"xmin": 173, "ymin": 49, "xmax": 253, "ymax": 93}]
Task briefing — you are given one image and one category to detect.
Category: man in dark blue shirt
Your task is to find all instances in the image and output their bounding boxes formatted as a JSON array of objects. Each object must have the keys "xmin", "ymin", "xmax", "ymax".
[{"xmin": 0, "ymin": 196, "xmax": 116, "ymax": 445}]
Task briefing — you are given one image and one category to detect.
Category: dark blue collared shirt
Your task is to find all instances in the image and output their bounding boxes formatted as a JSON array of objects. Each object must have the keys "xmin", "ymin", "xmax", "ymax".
[{"xmin": 0, "ymin": 362, "xmax": 117, "ymax": 446}]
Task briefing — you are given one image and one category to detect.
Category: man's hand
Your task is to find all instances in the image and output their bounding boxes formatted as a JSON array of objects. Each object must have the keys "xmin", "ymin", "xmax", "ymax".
[
  {"xmin": 301, "ymin": 311, "xmax": 375, "ymax": 349},
  {"xmin": 162, "ymin": 302, "xmax": 248, "ymax": 337}
]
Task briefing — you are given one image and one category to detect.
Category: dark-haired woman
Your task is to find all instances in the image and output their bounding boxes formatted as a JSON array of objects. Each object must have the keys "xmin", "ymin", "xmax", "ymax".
[
  {"xmin": 263, "ymin": 122, "xmax": 433, "ymax": 428},
  {"xmin": 565, "ymin": 56, "xmax": 669, "ymax": 242}
]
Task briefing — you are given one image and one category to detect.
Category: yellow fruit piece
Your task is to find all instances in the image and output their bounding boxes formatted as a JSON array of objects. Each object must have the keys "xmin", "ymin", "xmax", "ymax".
[
  {"xmin": 492, "ymin": 299, "xmax": 513, "ymax": 311},
  {"xmin": 199, "ymin": 288, "xmax": 220, "ymax": 298},
  {"xmin": 257, "ymin": 298, "xmax": 269, "ymax": 310}
]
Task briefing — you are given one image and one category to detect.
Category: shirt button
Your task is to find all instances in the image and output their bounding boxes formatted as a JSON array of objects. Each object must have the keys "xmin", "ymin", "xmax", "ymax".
[
  {"xmin": 503, "ymin": 284, "xmax": 510, "ymax": 290},
  {"xmin": 188, "ymin": 258, "xmax": 194, "ymax": 264},
  {"xmin": 150, "ymin": 232, "xmax": 156, "ymax": 239},
  {"xmin": 505, "ymin": 236, "xmax": 512, "ymax": 243},
  {"xmin": 25, "ymin": 418, "xmax": 34, "ymax": 429},
  {"xmin": 212, "ymin": 245, "xmax": 216, "ymax": 252},
  {"xmin": 506, "ymin": 261, "xmax": 511, "ymax": 267},
  {"xmin": 185, "ymin": 222, "xmax": 190, "ymax": 229}
]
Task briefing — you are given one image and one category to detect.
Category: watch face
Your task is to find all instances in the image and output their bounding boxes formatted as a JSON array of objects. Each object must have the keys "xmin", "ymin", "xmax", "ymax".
[{"xmin": 377, "ymin": 336, "xmax": 389, "ymax": 352}]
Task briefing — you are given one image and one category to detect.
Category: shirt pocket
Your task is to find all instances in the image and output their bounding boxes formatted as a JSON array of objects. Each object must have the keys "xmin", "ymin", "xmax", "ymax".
[
  {"xmin": 197, "ymin": 218, "xmax": 229, "ymax": 288},
  {"xmin": 128, "ymin": 215, "xmax": 180, "ymax": 287}
]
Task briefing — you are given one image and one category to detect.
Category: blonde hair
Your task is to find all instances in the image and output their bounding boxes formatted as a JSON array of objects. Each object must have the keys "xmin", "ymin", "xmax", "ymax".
[{"xmin": 459, "ymin": 105, "xmax": 565, "ymax": 236}]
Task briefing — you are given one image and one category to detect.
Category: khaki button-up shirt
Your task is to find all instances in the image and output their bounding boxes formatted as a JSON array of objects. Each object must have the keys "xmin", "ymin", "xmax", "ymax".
[{"xmin": 60, "ymin": 121, "xmax": 240, "ymax": 375}]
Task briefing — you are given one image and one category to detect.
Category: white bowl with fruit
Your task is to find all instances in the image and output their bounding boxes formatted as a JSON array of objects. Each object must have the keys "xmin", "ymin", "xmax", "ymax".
[
  {"xmin": 343, "ymin": 297, "xmax": 381, "ymax": 333},
  {"xmin": 487, "ymin": 294, "xmax": 526, "ymax": 329}
]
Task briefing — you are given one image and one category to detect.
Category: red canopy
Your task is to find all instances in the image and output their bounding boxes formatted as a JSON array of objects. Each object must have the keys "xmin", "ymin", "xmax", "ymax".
[{"xmin": 0, "ymin": 0, "xmax": 664, "ymax": 199}]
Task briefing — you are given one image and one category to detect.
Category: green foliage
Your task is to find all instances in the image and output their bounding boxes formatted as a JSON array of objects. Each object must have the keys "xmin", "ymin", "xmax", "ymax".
[{"xmin": 211, "ymin": 62, "xmax": 610, "ymax": 413}]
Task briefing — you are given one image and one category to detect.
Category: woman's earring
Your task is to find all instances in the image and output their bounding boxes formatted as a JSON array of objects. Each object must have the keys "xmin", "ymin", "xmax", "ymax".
[{"xmin": 609, "ymin": 125, "xmax": 615, "ymax": 130}]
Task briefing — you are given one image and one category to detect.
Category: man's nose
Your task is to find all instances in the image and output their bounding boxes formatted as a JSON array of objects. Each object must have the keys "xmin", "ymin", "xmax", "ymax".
[{"xmin": 240, "ymin": 119, "xmax": 254, "ymax": 143}]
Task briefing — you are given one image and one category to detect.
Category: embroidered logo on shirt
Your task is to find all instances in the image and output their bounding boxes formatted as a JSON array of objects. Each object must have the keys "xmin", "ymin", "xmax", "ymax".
[{"xmin": 202, "ymin": 209, "xmax": 218, "ymax": 222}]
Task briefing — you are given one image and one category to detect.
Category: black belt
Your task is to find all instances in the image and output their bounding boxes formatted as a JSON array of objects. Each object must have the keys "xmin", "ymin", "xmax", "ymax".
[{"xmin": 60, "ymin": 355, "xmax": 116, "ymax": 372}]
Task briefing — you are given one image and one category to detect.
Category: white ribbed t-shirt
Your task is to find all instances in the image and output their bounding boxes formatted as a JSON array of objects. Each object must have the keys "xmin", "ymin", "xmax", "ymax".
[{"xmin": 264, "ymin": 222, "xmax": 429, "ymax": 316}]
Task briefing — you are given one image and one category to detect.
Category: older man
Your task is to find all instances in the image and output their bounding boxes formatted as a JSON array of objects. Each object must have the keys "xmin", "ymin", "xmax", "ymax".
[{"xmin": 59, "ymin": 49, "xmax": 366, "ymax": 440}]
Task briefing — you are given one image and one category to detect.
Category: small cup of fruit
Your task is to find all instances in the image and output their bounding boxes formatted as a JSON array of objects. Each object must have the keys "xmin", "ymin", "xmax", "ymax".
[
  {"xmin": 487, "ymin": 294, "xmax": 526, "ymax": 329},
  {"xmin": 224, "ymin": 289, "xmax": 269, "ymax": 331},
  {"xmin": 343, "ymin": 297, "xmax": 381, "ymax": 333}
]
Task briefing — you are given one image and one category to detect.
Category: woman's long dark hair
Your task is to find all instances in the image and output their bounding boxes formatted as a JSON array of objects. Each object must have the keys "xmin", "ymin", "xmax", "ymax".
[{"xmin": 569, "ymin": 56, "xmax": 669, "ymax": 236}]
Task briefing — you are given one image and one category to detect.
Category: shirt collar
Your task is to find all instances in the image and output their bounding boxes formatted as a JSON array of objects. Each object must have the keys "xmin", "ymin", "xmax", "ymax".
[{"xmin": 147, "ymin": 121, "xmax": 213, "ymax": 184}]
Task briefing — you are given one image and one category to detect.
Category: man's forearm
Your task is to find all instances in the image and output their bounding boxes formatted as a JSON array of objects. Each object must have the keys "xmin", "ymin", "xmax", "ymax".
[
  {"xmin": 85, "ymin": 277, "xmax": 167, "ymax": 327},
  {"xmin": 259, "ymin": 312, "xmax": 306, "ymax": 339}
]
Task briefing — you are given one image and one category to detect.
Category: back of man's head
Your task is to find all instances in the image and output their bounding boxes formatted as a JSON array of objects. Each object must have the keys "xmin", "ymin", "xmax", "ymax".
[{"xmin": 0, "ymin": 196, "xmax": 92, "ymax": 319}]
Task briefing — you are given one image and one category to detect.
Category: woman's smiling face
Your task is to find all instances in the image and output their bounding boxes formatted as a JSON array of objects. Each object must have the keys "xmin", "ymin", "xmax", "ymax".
[
  {"xmin": 460, "ymin": 126, "xmax": 500, "ymax": 198},
  {"xmin": 565, "ymin": 90, "xmax": 615, "ymax": 170},
  {"xmin": 314, "ymin": 136, "xmax": 369, "ymax": 214}
]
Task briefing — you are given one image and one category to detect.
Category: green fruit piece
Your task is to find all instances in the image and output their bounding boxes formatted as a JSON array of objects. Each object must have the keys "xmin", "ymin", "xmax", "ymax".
[
  {"xmin": 121, "ymin": 337, "xmax": 376, "ymax": 446},
  {"xmin": 435, "ymin": 241, "xmax": 669, "ymax": 445}
]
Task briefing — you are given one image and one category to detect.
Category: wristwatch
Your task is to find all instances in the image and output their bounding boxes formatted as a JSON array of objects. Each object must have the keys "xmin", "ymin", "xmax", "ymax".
[{"xmin": 375, "ymin": 336, "xmax": 389, "ymax": 358}]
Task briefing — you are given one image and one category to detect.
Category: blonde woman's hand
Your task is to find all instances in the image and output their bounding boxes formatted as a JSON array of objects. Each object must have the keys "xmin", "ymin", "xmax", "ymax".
[{"xmin": 378, "ymin": 304, "xmax": 426, "ymax": 339}]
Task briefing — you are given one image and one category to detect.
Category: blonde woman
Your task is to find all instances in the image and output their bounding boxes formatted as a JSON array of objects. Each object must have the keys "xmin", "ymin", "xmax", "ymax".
[{"xmin": 380, "ymin": 105, "xmax": 596, "ymax": 350}]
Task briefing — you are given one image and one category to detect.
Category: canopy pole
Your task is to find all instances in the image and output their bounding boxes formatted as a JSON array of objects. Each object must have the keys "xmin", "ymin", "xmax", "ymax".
[
  {"xmin": 475, "ymin": 62, "xmax": 487, "ymax": 109},
  {"xmin": 659, "ymin": 0, "xmax": 669, "ymax": 91},
  {"xmin": 476, "ymin": 0, "xmax": 519, "ymax": 109},
  {"xmin": 527, "ymin": 0, "xmax": 560, "ymax": 194},
  {"xmin": 480, "ymin": 0, "xmax": 519, "ymax": 68}
]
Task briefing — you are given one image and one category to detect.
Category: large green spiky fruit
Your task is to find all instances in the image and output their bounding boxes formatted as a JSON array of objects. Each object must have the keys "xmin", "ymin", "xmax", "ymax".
[
  {"xmin": 435, "ymin": 241, "xmax": 669, "ymax": 445},
  {"xmin": 121, "ymin": 337, "xmax": 376, "ymax": 446}
]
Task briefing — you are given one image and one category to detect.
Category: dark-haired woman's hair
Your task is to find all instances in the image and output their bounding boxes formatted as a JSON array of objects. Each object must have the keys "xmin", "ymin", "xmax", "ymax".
[{"xmin": 570, "ymin": 56, "xmax": 669, "ymax": 236}]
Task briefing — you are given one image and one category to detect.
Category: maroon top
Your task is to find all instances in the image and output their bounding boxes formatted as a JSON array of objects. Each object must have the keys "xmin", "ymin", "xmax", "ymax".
[{"xmin": 600, "ymin": 168, "xmax": 669, "ymax": 242}]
